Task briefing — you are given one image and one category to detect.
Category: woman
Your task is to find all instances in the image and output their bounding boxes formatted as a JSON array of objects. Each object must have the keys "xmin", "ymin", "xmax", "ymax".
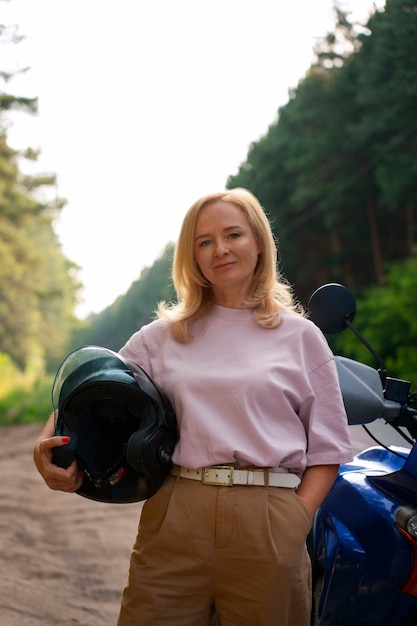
[{"xmin": 34, "ymin": 188, "xmax": 352, "ymax": 626}]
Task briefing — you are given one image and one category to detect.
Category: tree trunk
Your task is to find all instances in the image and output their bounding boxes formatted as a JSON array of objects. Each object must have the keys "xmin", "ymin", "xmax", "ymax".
[
  {"xmin": 366, "ymin": 190, "xmax": 385, "ymax": 287},
  {"xmin": 406, "ymin": 204, "xmax": 415, "ymax": 256}
]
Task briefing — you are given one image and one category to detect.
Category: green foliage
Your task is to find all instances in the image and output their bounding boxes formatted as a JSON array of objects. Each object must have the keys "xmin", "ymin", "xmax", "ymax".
[
  {"xmin": 0, "ymin": 376, "xmax": 53, "ymax": 426},
  {"xmin": 357, "ymin": 0, "xmax": 417, "ymax": 229},
  {"xmin": 0, "ymin": 353, "xmax": 53, "ymax": 425},
  {"xmin": 0, "ymin": 353, "xmax": 53, "ymax": 426},
  {"xmin": 0, "ymin": 19, "xmax": 81, "ymax": 374},
  {"xmin": 328, "ymin": 253, "xmax": 417, "ymax": 383},
  {"xmin": 0, "ymin": 133, "xmax": 80, "ymax": 370},
  {"xmin": 228, "ymin": 1, "xmax": 417, "ymax": 303}
]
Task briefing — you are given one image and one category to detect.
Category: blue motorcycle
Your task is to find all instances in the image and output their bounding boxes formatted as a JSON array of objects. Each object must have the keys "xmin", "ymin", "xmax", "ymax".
[{"xmin": 308, "ymin": 283, "xmax": 417, "ymax": 626}]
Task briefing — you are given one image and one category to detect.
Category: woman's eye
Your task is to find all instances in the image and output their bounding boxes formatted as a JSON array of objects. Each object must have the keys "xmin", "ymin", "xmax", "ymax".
[
  {"xmin": 199, "ymin": 239, "xmax": 211, "ymax": 247},
  {"xmin": 229, "ymin": 232, "xmax": 240, "ymax": 239}
]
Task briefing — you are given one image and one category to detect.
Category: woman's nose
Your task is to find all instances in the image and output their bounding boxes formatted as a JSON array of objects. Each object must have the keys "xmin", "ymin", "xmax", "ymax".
[{"xmin": 214, "ymin": 240, "xmax": 229, "ymax": 256}]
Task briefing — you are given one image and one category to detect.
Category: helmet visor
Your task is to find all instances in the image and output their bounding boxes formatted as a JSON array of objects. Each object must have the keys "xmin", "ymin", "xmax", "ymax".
[{"xmin": 52, "ymin": 346, "xmax": 134, "ymax": 417}]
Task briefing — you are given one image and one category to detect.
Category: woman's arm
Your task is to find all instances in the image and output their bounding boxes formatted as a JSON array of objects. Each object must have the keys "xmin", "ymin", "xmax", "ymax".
[
  {"xmin": 33, "ymin": 413, "xmax": 83, "ymax": 493},
  {"xmin": 296, "ymin": 464, "xmax": 339, "ymax": 518}
]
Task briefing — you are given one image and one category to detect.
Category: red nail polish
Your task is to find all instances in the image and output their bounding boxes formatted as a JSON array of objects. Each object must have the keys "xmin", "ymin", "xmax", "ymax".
[{"xmin": 61, "ymin": 436, "xmax": 70, "ymax": 443}]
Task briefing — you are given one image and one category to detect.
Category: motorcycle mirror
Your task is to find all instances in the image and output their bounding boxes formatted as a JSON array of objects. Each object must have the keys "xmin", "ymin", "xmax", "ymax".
[{"xmin": 308, "ymin": 283, "xmax": 356, "ymax": 334}]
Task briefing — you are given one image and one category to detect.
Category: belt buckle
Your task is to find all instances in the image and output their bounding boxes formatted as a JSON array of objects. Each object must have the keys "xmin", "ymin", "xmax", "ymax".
[{"xmin": 201, "ymin": 465, "xmax": 234, "ymax": 486}]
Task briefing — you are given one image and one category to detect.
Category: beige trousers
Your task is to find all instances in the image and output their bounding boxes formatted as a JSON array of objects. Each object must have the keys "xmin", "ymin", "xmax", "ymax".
[{"xmin": 117, "ymin": 474, "xmax": 312, "ymax": 626}]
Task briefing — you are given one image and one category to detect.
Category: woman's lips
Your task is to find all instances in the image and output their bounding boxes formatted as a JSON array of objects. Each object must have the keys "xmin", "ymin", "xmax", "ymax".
[{"xmin": 214, "ymin": 261, "xmax": 236, "ymax": 270}]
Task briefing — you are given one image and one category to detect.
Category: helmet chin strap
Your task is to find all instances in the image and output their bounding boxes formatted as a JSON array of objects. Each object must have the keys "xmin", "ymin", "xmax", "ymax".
[
  {"xmin": 85, "ymin": 465, "xmax": 126, "ymax": 488},
  {"xmin": 77, "ymin": 448, "xmax": 126, "ymax": 485}
]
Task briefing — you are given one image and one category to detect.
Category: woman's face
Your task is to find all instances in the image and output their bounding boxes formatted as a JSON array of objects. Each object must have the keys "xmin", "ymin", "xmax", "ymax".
[{"xmin": 194, "ymin": 200, "xmax": 260, "ymax": 308}]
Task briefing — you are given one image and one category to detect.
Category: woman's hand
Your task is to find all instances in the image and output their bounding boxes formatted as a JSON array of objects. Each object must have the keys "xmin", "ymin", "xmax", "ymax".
[
  {"xmin": 33, "ymin": 414, "xmax": 83, "ymax": 493},
  {"xmin": 296, "ymin": 464, "xmax": 339, "ymax": 518}
]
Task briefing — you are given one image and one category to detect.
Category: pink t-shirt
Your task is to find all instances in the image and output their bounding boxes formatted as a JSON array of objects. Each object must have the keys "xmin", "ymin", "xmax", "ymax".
[{"xmin": 119, "ymin": 305, "xmax": 353, "ymax": 474}]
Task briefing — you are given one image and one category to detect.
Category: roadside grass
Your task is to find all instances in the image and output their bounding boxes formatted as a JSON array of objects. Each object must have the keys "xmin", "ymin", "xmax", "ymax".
[
  {"xmin": 0, "ymin": 377, "xmax": 53, "ymax": 427},
  {"xmin": 0, "ymin": 353, "xmax": 53, "ymax": 427}
]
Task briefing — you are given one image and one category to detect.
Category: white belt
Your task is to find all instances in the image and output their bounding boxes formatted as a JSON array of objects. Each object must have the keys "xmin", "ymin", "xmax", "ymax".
[{"xmin": 170, "ymin": 465, "xmax": 300, "ymax": 488}]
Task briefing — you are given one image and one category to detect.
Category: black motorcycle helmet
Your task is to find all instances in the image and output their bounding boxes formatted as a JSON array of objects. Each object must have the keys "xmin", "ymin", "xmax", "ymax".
[{"xmin": 52, "ymin": 345, "xmax": 178, "ymax": 504}]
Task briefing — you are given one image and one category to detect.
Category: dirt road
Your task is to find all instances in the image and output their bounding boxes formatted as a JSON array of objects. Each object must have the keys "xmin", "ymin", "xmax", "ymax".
[{"xmin": 0, "ymin": 423, "xmax": 142, "ymax": 626}]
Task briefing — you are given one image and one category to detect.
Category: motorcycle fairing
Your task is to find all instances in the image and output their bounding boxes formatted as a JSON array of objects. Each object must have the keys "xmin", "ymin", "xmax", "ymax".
[{"xmin": 313, "ymin": 449, "xmax": 417, "ymax": 625}]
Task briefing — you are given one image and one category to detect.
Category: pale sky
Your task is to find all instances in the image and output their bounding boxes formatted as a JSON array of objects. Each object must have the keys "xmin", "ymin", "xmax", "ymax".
[{"xmin": 4, "ymin": 0, "xmax": 384, "ymax": 317}]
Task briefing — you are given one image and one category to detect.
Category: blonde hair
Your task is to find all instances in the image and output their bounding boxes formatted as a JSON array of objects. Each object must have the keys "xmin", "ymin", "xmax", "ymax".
[{"xmin": 157, "ymin": 188, "xmax": 305, "ymax": 341}]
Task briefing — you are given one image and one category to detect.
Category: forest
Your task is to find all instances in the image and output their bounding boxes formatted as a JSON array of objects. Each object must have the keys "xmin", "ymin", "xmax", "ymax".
[{"xmin": 0, "ymin": 0, "xmax": 416, "ymax": 424}]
